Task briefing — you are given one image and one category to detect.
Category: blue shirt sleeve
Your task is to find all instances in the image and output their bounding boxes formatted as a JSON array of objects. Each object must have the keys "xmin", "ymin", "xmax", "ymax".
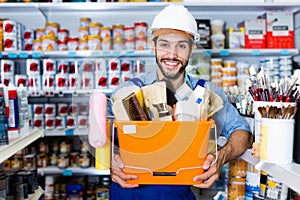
[{"xmin": 206, "ymin": 82, "xmax": 252, "ymax": 139}]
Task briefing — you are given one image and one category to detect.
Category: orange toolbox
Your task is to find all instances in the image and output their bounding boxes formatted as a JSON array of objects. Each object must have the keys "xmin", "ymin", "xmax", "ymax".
[{"xmin": 113, "ymin": 120, "xmax": 215, "ymax": 185}]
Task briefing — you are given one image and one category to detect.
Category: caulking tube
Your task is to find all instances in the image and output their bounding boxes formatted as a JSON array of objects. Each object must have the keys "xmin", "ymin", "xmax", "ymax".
[
  {"xmin": 7, "ymin": 85, "xmax": 19, "ymax": 141},
  {"xmin": 0, "ymin": 84, "xmax": 9, "ymax": 146}
]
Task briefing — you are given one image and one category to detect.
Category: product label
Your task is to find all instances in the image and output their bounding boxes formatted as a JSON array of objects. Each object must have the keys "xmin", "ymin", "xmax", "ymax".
[{"xmin": 260, "ymin": 125, "xmax": 268, "ymax": 160}]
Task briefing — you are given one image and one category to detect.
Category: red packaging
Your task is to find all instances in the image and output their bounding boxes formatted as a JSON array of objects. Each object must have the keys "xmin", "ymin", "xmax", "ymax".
[
  {"xmin": 45, "ymin": 116, "xmax": 55, "ymax": 130},
  {"xmin": 241, "ymin": 19, "xmax": 267, "ymax": 49},
  {"xmin": 261, "ymin": 12, "xmax": 294, "ymax": 49},
  {"xmin": 58, "ymin": 103, "xmax": 68, "ymax": 116},
  {"xmin": 95, "ymin": 73, "xmax": 107, "ymax": 89}
]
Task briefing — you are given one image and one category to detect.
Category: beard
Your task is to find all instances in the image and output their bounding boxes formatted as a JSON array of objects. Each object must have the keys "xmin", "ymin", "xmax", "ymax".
[{"xmin": 155, "ymin": 56, "xmax": 189, "ymax": 80}]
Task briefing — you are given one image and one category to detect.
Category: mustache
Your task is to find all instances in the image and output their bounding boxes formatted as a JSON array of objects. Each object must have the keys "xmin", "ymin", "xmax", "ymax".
[{"xmin": 160, "ymin": 58, "xmax": 182, "ymax": 64}]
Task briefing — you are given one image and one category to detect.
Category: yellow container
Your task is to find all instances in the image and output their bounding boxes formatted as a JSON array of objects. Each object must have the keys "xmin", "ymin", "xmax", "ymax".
[{"xmin": 95, "ymin": 121, "xmax": 111, "ymax": 170}]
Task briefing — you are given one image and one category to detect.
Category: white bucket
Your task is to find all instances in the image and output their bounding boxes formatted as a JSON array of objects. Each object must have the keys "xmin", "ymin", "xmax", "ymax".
[
  {"xmin": 259, "ymin": 118, "xmax": 295, "ymax": 164},
  {"xmin": 252, "ymin": 101, "xmax": 296, "ymax": 143}
]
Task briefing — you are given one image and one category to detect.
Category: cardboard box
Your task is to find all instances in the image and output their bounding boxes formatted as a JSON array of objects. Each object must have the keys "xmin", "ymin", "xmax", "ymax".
[
  {"xmin": 228, "ymin": 27, "xmax": 245, "ymax": 49},
  {"xmin": 243, "ymin": 19, "xmax": 267, "ymax": 49},
  {"xmin": 261, "ymin": 12, "xmax": 294, "ymax": 48}
]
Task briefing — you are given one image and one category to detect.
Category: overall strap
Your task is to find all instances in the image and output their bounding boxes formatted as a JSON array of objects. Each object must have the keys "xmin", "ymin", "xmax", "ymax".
[
  {"xmin": 130, "ymin": 78, "xmax": 145, "ymax": 87},
  {"xmin": 194, "ymin": 79, "xmax": 206, "ymax": 89}
]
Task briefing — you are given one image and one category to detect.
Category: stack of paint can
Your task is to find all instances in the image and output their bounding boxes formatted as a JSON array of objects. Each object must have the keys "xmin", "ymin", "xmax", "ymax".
[
  {"xmin": 26, "ymin": 59, "xmax": 42, "ymax": 95},
  {"xmin": 3, "ymin": 19, "xmax": 24, "ymax": 51},
  {"xmin": 245, "ymin": 163, "xmax": 260, "ymax": 199},
  {"xmin": 134, "ymin": 22, "xmax": 148, "ymax": 50},
  {"xmin": 227, "ymin": 158, "xmax": 247, "ymax": 200},
  {"xmin": 1, "ymin": 59, "xmax": 15, "ymax": 87},
  {"xmin": 23, "ymin": 29, "xmax": 35, "ymax": 51},
  {"xmin": 222, "ymin": 60, "xmax": 237, "ymax": 87},
  {"xmin": 80, "ymin": 60, "xmax": 95, "ymax": 90},
  {"xmin": 257, "ymin": 171, "xmax": 289, "ymax": 200},
  {"xmin": 210, "ymin": 58, "xmax": 223, "ymax": 87},
  {"xmin": 94, "ymin": 59, "xmax": 108, "ymax": 89}
]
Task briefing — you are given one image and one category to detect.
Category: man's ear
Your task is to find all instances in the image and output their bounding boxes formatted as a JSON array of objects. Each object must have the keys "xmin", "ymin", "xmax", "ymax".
[
  {"xmin": 151, "ymin": 40, "xmax": 155, "ymax": 54},
  {"xmin": 190, "ymin": 43, "xmax": 196, "ymax": 57}
]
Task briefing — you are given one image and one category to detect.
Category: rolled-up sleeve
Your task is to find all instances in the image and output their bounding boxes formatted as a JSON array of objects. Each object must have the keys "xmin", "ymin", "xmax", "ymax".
[{"xmin": 207, "ymin": 82, "xmax": 252, "ymax": 139}]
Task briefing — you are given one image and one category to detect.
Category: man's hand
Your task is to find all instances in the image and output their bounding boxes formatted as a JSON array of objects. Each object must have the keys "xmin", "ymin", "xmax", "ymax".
[
  {"xmin": 111, "ymin": 154, "xmax": 139, "ymax": 188},
  {"xmin": 193, "ymin": 154, "xmax": 221, "ymax": 188}
]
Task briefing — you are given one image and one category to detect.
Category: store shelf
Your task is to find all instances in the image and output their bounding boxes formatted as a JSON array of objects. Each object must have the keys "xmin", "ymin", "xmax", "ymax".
[
  {"xmin": 0, "ymin": 49, "xmax": 297, "ymax": 59},
  {"xmin": 27, "ymin": 89, "xmax": 112, "ymax": 98},
  {"xmin": 0, "ymin": 130, "xmax": 43, "ymax": 164},
  {"xmin": 240, "ymin": 149, "xmax": 260, "ymax": 166},
  {"xmin": 44, "ymin": 128, "xmax": 88, "ymax": 136},
  {"xmin": 0, "ymin": 50, "xmax": 154, "ymax": 59},
  {"xmin": 256, "ymin": 161, "xmax": 300, "ymax": 193},
  {"xmin": 240, "ymin": 149, "xmax": 300, "ymax": 193},
  {"xmin": 0, "ymin": 2, "xmax": 300, "ymax": 13},
  {"xmin": 38, "ymin": 167, "xmax": 110, "ymax": 176},
  {"xmin": 200, "ymin": 48, "xmax": 299, "ymax": 57}
]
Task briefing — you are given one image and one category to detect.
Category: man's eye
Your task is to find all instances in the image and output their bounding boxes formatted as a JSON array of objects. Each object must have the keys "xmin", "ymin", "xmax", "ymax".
[
  {"xmin": 159, "ymin": 43, "xmax": 168, "ymax": 48},
  {"xmin": 179, "ymin": 44, "xmax": 187, "ymax": 49}
]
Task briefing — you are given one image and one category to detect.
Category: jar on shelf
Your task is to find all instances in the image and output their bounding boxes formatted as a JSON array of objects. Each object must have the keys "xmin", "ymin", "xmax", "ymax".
[
  {"xmin": 37, "ymin": 154, "xmax": 48, "ymax": 168},
  {"xmin": 70, "ymin": 152, "xmax": 79, "ymax": 167},
  {"xmin": 89, "ymin": 22, "xmax": 102, "ymax": 36},
  {"xmin": 57, "ymin": 154, "xmax": 69, "ymax": 169},
  {"xmin": 100, "ymin": 26, "xmax": 112, "ymax": 50},
  {"xmin": 80, "ymin": 17, "xmax": 91, "ymax": 28},
  {"xmin": 23, "ymin": 154, "xmax": 36, "ymax": 170},
  {"xmin": 67, "ymin": 37, "xmax": 79, "ymax": 51},
  {"xmin": 79, "ymin": 152, "xmax": 90, "ymax": 168},
  {"xmin": 42, "ymin": 35, "xmax": 57, "ymax": 51},
  {"xmin": 45, "ymin": 22, "xmax": 59, "ymax": 37},
  {"xmin": 48, "ymin": 153, "xmax": 57, "ymax": 166},
  {"xmin": 88, "ymin": 35, "xmax": 101, "ymax": 50}
]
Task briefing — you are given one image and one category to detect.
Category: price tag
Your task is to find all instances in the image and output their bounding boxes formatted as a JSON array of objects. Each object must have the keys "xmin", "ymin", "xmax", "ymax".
[
  {"xmin": 251, "ymin": 50, "xmax": 261, "ymax": 56},
  {"xmin": 19, "ymin": 52, "xmax": 29, "ymax": 58},
  {"xmin": 125, "ymin": 51, "xmax": 135, "ymax": 56},
  {"xmin": 62, "ymin": 169, "xmax": 73, "ymax": 176},
  {"xmin": 203, "ymin": 50, "xmax": 212, "ymax": 57},
  {"xmin": 102, "ymin": 51, "xmax": 110, "ymax": 57},
  {"xmin": 280, "ymin": 50, "xmax": 290, "ymax": 55},
  {"xmin": 68, "ymin": 51, "xmax": 77, "ymax": 57},
  {"xmin": 112, "ymin": 51, "xmax": 121, "ymax": 57},
  {"xmin": 65, "ymin": 129, "xmax": 74, "ymax": 136},
  {"xmin": 91, "ymin": 51, "xmax": 101, "ymax": 57},
  {"xmin": 220, "ymin": 50, "xmax": 229, "ymax": 56},
  {"xmin": 8, "ymin": 52, "xmax": 18, "ymax": 58},
  {"xmin": 32, "ymin": 52, "xmax": 42, "ymax": 58}
]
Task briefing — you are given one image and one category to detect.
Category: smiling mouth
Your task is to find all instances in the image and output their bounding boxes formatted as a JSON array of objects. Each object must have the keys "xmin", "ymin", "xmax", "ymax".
[{"xmin": 161, "ymin": 59, "xmax": 182, "ymax": 68}]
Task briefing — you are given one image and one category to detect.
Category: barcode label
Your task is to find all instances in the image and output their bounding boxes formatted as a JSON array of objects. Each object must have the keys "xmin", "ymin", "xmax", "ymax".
[{"xmin": 8, "ymin": 100, "xmax": 15, "ymax": 127}]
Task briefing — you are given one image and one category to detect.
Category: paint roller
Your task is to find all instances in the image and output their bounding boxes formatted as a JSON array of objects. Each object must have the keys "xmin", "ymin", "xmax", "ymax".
[{"xmin": 88, "ymin": 91, "xmax": 107, "ymax": 148}]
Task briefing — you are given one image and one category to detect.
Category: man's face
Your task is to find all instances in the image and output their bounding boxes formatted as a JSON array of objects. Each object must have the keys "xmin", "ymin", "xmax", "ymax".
[{"xmin": 153, "ymin": 33, "xmax": 193, "ymax": 80}]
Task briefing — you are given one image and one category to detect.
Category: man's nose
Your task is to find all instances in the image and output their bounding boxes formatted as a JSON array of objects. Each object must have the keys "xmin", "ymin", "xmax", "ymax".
[{"xmin": 167, "ymin": 46, "xmax": 179, "ymax": 58}]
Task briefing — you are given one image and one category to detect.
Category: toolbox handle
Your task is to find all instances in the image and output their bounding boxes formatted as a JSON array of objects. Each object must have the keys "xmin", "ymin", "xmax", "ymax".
[{"xmin": 111, "ymin": 122, "xmax": 218, "ymax": 176}]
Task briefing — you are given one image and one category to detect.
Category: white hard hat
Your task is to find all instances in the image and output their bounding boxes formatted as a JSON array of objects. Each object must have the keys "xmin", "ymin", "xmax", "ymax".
[{"xmin": 148, "ymin": 4, "xmax": 200, "ymax": 42}]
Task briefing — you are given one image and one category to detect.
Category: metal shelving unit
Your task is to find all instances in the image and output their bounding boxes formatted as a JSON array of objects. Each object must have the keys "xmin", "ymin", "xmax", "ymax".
[
  {"xmin": 44, "ymin": 128, "xmax": 88, "ymax": 136},
  {"xmin": 240, "ymin": 148, "xmax": 300, "ymax": 193},
  {"xmin": 0, "ymin": 130, "xmax": 43, "ymax": 164},
  {"xmin": 0, "ymin": 49, "xmax": 298, "ymax": 59},
  {"xmin": 1, "ymin": 0, "xmax": 300, "ymax": 193}
]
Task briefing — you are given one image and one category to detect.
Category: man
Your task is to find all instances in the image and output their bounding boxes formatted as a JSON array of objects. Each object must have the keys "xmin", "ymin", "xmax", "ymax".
[{"xmin": 109, "ymin": 4, "xmax": 253, "ymax": 199}]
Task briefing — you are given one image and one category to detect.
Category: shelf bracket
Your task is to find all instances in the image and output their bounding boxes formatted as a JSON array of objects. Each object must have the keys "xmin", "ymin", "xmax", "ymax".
[{"xmin": 35, "ymin": 3, "xmax": 48, "ymax": 23}]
